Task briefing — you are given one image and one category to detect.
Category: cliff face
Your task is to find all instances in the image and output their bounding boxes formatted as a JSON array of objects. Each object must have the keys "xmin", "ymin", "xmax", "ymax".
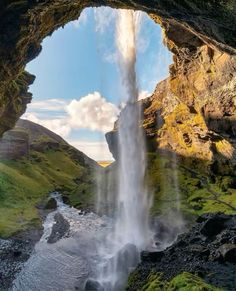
[
  {"xmin": 105, "ymin": 9, "xmax": 236, "ymax": 218},
  {"xmin": 143, "ymin": 37, "xmax": 236, "ymax": 174},
  {"xmin": 0, "ymin": 1, "xmax": 236, "ymax": 135},
  {"xmin": 137, "ymin": 10, "xmax": 236, "ymax": 173}
]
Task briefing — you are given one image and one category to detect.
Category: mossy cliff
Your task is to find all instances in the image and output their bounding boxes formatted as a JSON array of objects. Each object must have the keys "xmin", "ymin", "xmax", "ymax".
[
  {"xmin": 0, "ymin": 1, "xmax": 236, "ymax": 135},
  {"xmin": 0, "ymin": 119, "xmax": 98, "ymax": 238}
]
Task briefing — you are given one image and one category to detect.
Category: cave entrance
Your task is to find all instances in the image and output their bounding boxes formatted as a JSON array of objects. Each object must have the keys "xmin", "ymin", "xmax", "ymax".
[{"xmin": 22, "ymin": 7, "xmax": 172, "ymax": 163}]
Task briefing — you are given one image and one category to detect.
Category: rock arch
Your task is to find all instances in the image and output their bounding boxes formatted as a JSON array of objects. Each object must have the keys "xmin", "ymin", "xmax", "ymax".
[{"xmin": 0, "ymin": 0, "xmax": 236, "ymax": 137}]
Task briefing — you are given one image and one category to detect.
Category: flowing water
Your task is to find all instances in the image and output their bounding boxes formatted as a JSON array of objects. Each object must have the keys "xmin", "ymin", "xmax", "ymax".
[
  {"xmin": 13, "ymin": 193, "xmax": 112, "ymax": 291},
  {"xmin": 93, "ymin": 10, "xmax": 153, "ymax": 290}
]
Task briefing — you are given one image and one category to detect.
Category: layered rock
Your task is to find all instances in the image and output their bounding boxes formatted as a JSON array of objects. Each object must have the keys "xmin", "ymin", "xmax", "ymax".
[
  {"xmin": 142, "ymin": 40, "xmax": 236, "ymax": 174},
  {"xmin": 0, "ymin": 129, "xmax": 29, "ymax": 160}
]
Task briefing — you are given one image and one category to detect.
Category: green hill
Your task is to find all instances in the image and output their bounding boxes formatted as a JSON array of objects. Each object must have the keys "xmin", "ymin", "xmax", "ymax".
[{"xmin": 0, "ymin": 119, "xmax": 99, "ymax": 238}]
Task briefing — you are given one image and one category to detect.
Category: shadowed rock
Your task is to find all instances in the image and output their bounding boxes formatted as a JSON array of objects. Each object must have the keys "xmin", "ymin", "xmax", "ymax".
[{"xmin": 47, "ymin": 213, "xmax": 70, "ymax": 244}]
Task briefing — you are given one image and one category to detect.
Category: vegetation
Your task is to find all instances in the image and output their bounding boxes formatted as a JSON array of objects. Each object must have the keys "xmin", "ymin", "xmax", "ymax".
[
  {"xmin": 134, "ymin": 271, "xmax": 222, "ymax": 291},
  {"xmin": 0, "ymin": 121, "xmax": 97, "ymax": 238},
  {"xmin": 146, "ymin": 153, "xmax": 236, "ymax": 220}
]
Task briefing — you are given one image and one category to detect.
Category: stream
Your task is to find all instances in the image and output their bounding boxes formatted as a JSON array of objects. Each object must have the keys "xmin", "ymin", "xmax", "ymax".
[{"xmin": 13, "ymin": 193, "xmax": 112, "ymax": 291}]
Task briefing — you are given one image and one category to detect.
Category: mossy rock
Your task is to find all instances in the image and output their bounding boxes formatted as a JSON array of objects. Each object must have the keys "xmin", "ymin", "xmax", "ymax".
[
  {"xmin": 127, "ymin": 271, "xmax": 222, "ymax": 291},
  {"xmin": 146, "ymin": 153, "xmax": 236, "ymax": 222}
]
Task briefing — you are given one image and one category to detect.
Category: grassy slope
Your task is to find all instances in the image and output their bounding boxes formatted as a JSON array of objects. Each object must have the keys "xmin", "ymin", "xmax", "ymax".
[{"xmin": 0, "ymin": 120, "xmax": 97, "ymax": 238}]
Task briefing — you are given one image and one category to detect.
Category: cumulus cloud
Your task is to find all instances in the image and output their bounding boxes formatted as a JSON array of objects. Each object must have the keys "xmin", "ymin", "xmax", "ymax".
[
  {"xmin": 23, "ymin": 90, "xmax": 149, "ymax": 160},
  {"xmin": 66, "ymin": 92, "xmax": 119, "ymax": 133},
  {"xmin": 68, "ymin": 140, "xmax": 114, "ymax": 161}
]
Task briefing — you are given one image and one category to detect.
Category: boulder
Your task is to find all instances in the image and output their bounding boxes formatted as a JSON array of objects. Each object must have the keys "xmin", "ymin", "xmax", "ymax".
[
  {"xmin": 200, "ymin": 214, "xmax": 229, "ymax": 237},
  {"xmin": 219, "ymin": 244, "xmax": 236, "ymax": 263},
  {"xmin": 84, "ymin": 279, "xmax": 104, "ymax": 291},
  {"xmin": 141, "ymin": 251, "xmax": 164, "ymax": 263},
  {"xmin": 47, "ymin": 213, "xmax": 69, "ymax": 244},
  {"xmin": 44, "ymin": 198, "xmax": 57, "ymax": 210}
]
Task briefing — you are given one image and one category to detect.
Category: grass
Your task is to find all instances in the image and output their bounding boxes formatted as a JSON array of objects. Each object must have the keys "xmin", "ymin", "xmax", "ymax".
[{"xmin": 0, "ymin": 149, "xmax": 95, "ymax": 238}]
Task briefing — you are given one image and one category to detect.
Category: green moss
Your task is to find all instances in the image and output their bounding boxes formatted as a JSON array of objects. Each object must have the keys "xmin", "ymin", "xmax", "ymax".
[
  {"xmin": 142, "ymin": 273, "xmax": 167, "ymax": 291},
  {"xmin": 0, "ymin": 149, "xmax": 95, "ymax": 238},
  {"xmin": 146, "ymin": 153, "xmax": 236, "ymax": 220},
  {"xmin": 127, "ymin": 271, "xmax": 222, "ymax": 291},
  {"xmin": 168, "ymin": 272, "xmax": 222, "ymax": 291}
]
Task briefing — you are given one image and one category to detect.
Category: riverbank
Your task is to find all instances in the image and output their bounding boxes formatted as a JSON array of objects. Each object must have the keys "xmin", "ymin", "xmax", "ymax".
[
  {"xmin": 0, "ymin": 193, "xmax": 65, "ymax": 289},
  {"xmin": 0, "ymin": 226, "xmax": 43, "ymax": 289}
]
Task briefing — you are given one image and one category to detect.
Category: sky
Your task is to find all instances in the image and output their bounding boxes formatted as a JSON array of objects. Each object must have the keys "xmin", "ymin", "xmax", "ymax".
[{"xmin": 23, "ymin": 7, "xmax": 172, "ymax": 161}]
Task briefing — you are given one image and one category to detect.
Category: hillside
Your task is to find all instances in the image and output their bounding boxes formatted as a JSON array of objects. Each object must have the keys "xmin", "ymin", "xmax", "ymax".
[{"xmin": 0, "ymin": 119, "xmax": 98, "ymax": 238}]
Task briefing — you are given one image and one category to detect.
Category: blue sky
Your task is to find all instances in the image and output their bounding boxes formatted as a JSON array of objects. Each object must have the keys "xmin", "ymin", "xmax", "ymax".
[{"xmin": 23, "ymin": 7, "xmax": 172, "ymax": 161}]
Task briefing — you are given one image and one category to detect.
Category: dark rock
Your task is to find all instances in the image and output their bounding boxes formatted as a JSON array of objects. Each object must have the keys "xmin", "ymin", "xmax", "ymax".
[
  {"xmin": 47, "ymin": 213, "xmax": 69, "ymax": 244},
  {"xmin": 200, "ymin": 213, "xmax": 229, "ymax": 237},
  {"xmin": 141, "ymin": 251, "xmax": 164, "ymax": 263},
  {"xmin": 0, "ymin": 228, "xmax": 43, "ymax": 290},
  {"xmin": 44, "ymin": 197, "xmax": 57, "ymax": 210},
  {"xmin": 84, "ymin": 279, "xmax": 104, "ymax": 291},
  {"xmin": 219, "ymin": 244, "xmax": 236, "ymax": 263},
  {"xmin": 128, "ymin": 213, "xmax": 236, "ymax": 291},
  {"xmin": 189, "ymin": 245, "xmax": 210, "ymax": 259},
  {"xmin": 116, "ymin": 243, "xmax": 139, "ymax": 273}
]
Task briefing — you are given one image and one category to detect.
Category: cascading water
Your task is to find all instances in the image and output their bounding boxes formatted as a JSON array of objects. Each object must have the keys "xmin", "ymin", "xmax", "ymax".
[
  {"xmin": 115, "ymin": 9, "xmax": 151, "ymax": 250},
  {"xmin": 94, "ymin": 10, "xmax": 152, "ymax": 290}
]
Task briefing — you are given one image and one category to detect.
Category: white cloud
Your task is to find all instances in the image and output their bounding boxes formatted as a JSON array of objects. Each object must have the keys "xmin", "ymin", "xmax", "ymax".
[
  {"xmin": 66, "ymin": 92, "xmax": 119, "ymax": 133},
  {"xmin": 23, "ymin": 90, "xmax": 148, "ymax": 161},
  {"xmin": 24, "ymin": 92, "xmax": 119, "ymax": 135},
  {"xmin": 27, "ymin": 99, "xmax": 67, "ymax": 111},
  {"xmin": 94, "ymin": 7, "xmax": 116, "ymax": 34},
  {"xmin": 68, "ymin": 140, "xmax": 114, "ymax": 161}
]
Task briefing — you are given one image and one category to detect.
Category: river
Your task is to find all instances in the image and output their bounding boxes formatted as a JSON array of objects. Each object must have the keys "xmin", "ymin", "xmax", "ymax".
[{"xmin": 13, "ymin": 193, "xmax": 112, "ymax": 291}]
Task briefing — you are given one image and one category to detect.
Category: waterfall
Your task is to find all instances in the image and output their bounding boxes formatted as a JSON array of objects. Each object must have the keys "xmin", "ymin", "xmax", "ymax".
[
  {"xmin": 115, "ymin": 9, "xmax": 151, "ymax": 249},
  {"xmin": 93, "ymin": 9, "xmax": 152, "ymax": 291}
]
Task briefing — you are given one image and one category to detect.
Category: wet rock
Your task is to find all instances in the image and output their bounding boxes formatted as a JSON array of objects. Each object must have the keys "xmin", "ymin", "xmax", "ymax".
[
  {"xmin": 141, "ymin": 251, "xmax": 164, "ymax": 263},
  {"xmin": 116, "ymin": 243, "xmax": 139, "ymax": 273},
  {"xmin": 218, "ymin": 244, "xmax": 236, "ymax": 263},
  {"xmin": 200, "ymin": 213, "xmax": 229, "ymax": 237},
  {"xmin": 0, "ymin": 228, "xmax": 43, "ymax": 290},
  {"xmin": 128, "ymin": 213, "xmax": 236, "ymax": 291},
  {"xmin": 84, "ymin": 279, "xmax": 104, "ymax": 291},
  {"xmin": 44, "ymin": 197, "xmax": 57, "ymax": 210},
  {"xmin": 47, "ymin": 213, "xmax": 69, "ymax": 244}
]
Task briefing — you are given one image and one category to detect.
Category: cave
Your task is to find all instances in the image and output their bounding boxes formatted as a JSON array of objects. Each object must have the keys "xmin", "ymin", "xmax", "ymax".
[
  {"xmin": 1, "ymin": 1, "xmax": 236, "ymax": 135},
  {"xmin": 1, "ymin": 1, "xmax": 236, "ymax": 291}
]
